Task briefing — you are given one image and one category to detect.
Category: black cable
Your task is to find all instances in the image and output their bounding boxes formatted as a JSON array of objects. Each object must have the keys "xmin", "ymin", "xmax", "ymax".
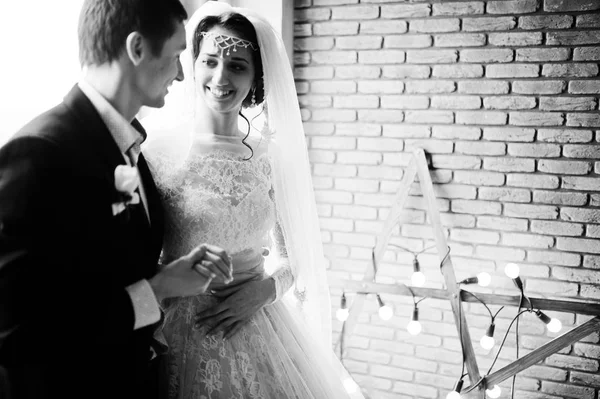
[
  {"xmin": 388, "ymin": 242, "xmax": 437, "ymax": 256},
  {"xmin": 492, "ymin": 307, "xmax": 505, "ymax": 320},
  {"xmin": 463, "ymin": 288, "xmax": 530, "ymax": 395},
  {"xmin": 462, "ymin": 308, "xmax": 531, "ymax": 395},
  {"xmin": 402, "ymin": 285, "xmax": 428, "ymax": 310},
  {"xmin": 374, "ymin": 244, "xmax": 451, "ymax": 290},
  {"xmin": 439, "ymin": 245, "xmax": 451, "ymax": 270},
  {"xmin": 464, "ymin": 291, "xmax": 505, "ymax": 344},
  {"xmin": 485, "ymin": 309, "xmax": 530, "ymax": 376},
  {"xmin": 371, "ymin": 248, "xmax": 378, "ymax": 278},
  {"xmin": 371, "ymin": 250, "xmax": 430, "ymax": 310},
  {"xmin": 523, "ymin": 292, "xmax": 534, "ymax": 312},
  {"xmin": 511, "ymin": 316, "xmax": 519, "ymax": 399},
  {"xmin": 405, "ymin": 285, "xmax": 415, "ymax": 301},
  {"xmin": 462, "ymin": 290, "xmax": 496, "ymax": 321},
  {"xmin": 462, "ymin": 376, "xmax": 485, "ymax": 395},
  {"xmin": 458, "ymin": 291, "xmax": 466, "ymax": 379}
]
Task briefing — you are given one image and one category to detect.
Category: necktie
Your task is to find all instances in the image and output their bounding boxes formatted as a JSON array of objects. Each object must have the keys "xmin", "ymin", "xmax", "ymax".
[
  {"xmin": 126, "ymin": 141, "xmax": 142, "ymax": 166},
  {"xmin": 126, "ymin": 142, "xmax": 150, "ymax": 223}
]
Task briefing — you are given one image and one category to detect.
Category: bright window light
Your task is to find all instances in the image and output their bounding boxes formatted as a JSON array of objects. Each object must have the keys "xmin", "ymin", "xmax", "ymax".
[{"xmin": 0, "ymin": 2, "xmax": 83, "ymax": 144}]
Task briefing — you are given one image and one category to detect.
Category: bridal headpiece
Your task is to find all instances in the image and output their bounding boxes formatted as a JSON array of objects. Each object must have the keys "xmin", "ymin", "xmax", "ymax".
[{"xmin": 200, "ymin": 31, "xmax": 259, "ymax": 56}]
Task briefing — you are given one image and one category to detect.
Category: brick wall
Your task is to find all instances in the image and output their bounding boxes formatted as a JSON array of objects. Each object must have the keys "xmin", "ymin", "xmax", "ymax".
[{"xmin": 293, "ymin": 0, "xmax": 600, "ymax": 398}]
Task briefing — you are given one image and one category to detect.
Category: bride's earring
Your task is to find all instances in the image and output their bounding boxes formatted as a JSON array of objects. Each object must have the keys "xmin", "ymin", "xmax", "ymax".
[{"xmin": 251, "ymin": 87, "xmax": 256, "ymax": 107}]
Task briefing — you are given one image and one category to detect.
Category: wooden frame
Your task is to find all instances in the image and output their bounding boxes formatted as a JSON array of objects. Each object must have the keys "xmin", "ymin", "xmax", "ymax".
[{"xmin": 335, "ymin": 148, "xmax": 600, "ymax": 395}]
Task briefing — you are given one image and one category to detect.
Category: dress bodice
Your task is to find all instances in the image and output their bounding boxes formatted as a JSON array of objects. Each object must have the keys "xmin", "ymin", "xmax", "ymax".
[{"xmin": 147, "ymin": 135, "xmax": 276, "ymax": 277}]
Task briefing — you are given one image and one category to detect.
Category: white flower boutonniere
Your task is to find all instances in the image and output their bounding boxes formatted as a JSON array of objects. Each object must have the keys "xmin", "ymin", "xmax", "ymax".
[{"xmin": 112, "ymin": 165, "xmax": 141, "ymax": 216}]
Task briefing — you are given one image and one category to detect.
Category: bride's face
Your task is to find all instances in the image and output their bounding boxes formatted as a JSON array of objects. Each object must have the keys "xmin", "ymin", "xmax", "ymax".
[{"xmin": 194, "ymin": 26, "xmax": 256, "ymax": 114}]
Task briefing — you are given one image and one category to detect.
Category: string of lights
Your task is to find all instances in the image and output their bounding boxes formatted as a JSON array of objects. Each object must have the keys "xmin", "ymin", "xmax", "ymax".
[
  {"xmin": 406, "ymin": 286, "xmax": 427, "ymax": 335},
  {"xmin": 461, "ymin": 290, "xmax": 504, "ymax": 351},
  {"xmin": 484, "ymin": 311, "xmax": 529, "ymax": 382},
  {"xmin": 336, "ymin": 245, "xmax": 567, "ymax": 398},
  {"xmin": 387, "ymin": 242, "xmax": 437, "ymax": 287},
  {"xmin": 330, "ymin": 150, "xmax": 600, "ymax": 398}
]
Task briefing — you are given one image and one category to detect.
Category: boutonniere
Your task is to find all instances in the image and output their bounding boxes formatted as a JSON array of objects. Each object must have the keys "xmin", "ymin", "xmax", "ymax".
[{"xmin": 112, "ymin": 165, "xmax": 140, "ymax": 216}]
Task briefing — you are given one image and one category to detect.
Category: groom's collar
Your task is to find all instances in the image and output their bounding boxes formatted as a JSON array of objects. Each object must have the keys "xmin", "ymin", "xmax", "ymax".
[{"xmin": 78, "ymin": 79, "xmax": 145, "ymax": 155}]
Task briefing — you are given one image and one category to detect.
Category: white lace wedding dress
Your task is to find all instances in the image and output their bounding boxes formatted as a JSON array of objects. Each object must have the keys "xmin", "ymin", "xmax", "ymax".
[{"xmin": 148, "ymin": 134, "xmax": 353, "ymax": 399}]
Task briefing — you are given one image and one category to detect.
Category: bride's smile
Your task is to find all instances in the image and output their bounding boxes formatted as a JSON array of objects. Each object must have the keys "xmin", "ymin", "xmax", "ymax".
[{"xmin": 207, "ymin": 86, "xmax": 233, "ymax": 98}]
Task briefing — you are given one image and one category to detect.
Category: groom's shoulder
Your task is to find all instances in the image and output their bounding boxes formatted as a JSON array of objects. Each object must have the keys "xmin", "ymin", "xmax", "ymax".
[{"xmin": 14, "ymin": 103, "xmax": 72, "ymax": 141}]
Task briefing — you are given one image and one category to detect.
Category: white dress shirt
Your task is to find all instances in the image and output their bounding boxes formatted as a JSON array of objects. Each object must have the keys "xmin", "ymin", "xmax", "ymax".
[{"xmin": 78, "ymin": 80, "xmax": 161, "ymax": 330}]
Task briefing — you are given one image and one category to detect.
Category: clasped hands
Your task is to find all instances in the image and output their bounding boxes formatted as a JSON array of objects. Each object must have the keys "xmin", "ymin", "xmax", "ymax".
[
  {"xmin": 195, "ymin": 277, "xmax": 277, "ymax": 340},
  {"xmin": 149, "ymin": 243, "xmax": 234, "ymax": 302},
  {"xmin": 149, "ymin": 244, "xmax": 277, "ymax": 340}
]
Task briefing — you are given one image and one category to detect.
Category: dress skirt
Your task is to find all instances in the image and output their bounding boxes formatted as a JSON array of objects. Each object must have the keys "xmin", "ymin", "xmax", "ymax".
[{"xmin": 160, "ymin": 292, "xmax": 353, "ymax": 399}]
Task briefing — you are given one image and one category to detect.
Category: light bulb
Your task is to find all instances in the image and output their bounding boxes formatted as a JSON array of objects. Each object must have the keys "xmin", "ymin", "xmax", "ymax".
[
  {"xmin": 486, "ymin": 385, "xmax": 501, "ymax": 398},
  {"xmin": 446, "ymin": 391, "xmax": 461, "ymax": 399},
  {"xmin": 337, "ymin": 293, "xmax": 349, "ymax": 321},
  {"xmin": 480, "ymin": 323, "xmax": 495, "ymax": 350},
  {"xmin": 407, "ymin": 307, "xmax": 421, "ymax": 335},
  {"xmin": 343, "ymin": 377, "xmax": 358, "ymax": 394},
  {"xmin": 535, "ymin": 310, "xmax": 562, "ymax": 333},
  {"xmin": 378, "ymin": 305, "xmax": 393, "ymax": 321},
  {"xmin": 547, "ymin": 318, "xmax": 562, "ymax": 333},
  {"xmin": 407, "ymin": 320, "xmax": 422, "ymax": 335},
  {"xmin": 447, "ymin": 380, "xmax": 463, "ymax": 399},
  {"xmin": 411, "ymin": 271, "xmax": 426, "ymax": 287},
  {"xmin": 504, "ymin": 263, "xmax": 520, "ymax": 279},
  {"xmin": 477, "ymin": 272, "xmax": 491, "ymax": 287},
  {"xmin": 336, "ymin": 308, "xmax": 349, "ymax": 322},
  {"xmin": 480, "ymin": 335, "xmax": 495, "ymax": 350},
  {"xmin": 376, "ymin": 294, "xmax": 394, "ymax": 320}
]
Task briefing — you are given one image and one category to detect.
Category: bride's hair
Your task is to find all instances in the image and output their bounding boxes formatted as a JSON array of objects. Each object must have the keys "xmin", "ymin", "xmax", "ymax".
[{"xmin": 191, "ymin": 12, "xmax": 265, "ymax": 109}]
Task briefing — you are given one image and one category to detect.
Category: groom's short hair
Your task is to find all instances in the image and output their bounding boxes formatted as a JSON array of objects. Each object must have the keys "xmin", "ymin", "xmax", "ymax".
[{"xmin": 78, "ymin": 0, "xmax": 187, "ymax": 66}]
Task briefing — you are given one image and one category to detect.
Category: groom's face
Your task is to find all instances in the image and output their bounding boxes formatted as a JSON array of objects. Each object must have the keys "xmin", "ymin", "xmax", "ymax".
[{"xmin": 138, "ymin": 20, "xmax": 186, "ymax": 108}]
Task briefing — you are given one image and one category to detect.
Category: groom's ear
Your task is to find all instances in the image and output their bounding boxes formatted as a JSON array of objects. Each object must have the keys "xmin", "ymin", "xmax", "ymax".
[{"xmin": 125, "ymin": 32, "xmax": 146, "ymax": 66}]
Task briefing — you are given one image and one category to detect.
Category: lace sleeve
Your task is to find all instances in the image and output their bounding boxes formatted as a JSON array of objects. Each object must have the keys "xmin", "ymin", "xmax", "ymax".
[{"xmin": 270, "ymin": 219, "xmax": 294, "ymax": 303}]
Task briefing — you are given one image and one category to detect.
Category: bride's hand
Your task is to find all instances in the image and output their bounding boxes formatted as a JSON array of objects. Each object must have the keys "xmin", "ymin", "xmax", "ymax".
[{"xmin": 195, "ymin": 278, "xmax": 276, "ymax": 340}]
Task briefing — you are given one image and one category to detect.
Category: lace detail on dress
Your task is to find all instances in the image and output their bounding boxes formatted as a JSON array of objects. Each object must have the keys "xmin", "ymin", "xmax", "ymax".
[
  {"xmin": 162, "ymin": 296, "xmax": 314, "ymax": 399},
  {"xmin": 146, "ymin": 140, "xmax": 351, "ymax": 399},
  {"xmin": 148, "ymin": 147, "xmax": 276, "ymax": 259}
]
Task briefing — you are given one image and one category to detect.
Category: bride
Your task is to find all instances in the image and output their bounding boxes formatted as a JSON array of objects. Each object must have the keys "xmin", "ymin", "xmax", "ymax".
[{"xmin": 143, "ymin": 2, "xmax": 364, "ymax": 398}]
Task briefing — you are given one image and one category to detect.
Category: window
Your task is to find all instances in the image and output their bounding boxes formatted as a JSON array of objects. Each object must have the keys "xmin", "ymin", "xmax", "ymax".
[{"xmin": 0, "ymin": 1, "xmax": 83, "ymax": 143}]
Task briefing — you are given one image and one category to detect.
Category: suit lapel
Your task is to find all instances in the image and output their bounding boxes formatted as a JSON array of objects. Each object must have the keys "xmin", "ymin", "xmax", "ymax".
[
  {"xmin": 62, "ymin": 85, "xmax": 158, "ymax": 237},
  {"xmin": 63, "ymin": 85, "xmax": 126, "ymax": 173}
]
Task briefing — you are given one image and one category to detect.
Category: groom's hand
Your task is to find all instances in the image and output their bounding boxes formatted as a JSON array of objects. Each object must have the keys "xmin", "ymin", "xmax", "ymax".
[{"xmin": 149, "ymin": 244, "xmax": 233, "ymax": 302}]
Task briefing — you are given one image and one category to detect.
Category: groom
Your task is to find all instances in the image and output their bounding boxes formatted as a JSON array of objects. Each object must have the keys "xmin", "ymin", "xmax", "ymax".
[{"xmin": 0, "ymin": 1, "xmax": 233, "ymax": 399}]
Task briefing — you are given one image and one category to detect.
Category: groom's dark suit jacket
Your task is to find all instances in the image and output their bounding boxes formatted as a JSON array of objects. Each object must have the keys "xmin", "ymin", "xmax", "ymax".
[{"xmin": 0, "ymin": 85, "xmax": 165, "ymax": 399}]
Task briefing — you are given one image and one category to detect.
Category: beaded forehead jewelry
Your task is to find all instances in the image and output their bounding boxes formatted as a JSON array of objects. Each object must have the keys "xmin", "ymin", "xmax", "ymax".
[{"xmin": 200, "ymin": 31, "xmax": 259, "ymax": 57}]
